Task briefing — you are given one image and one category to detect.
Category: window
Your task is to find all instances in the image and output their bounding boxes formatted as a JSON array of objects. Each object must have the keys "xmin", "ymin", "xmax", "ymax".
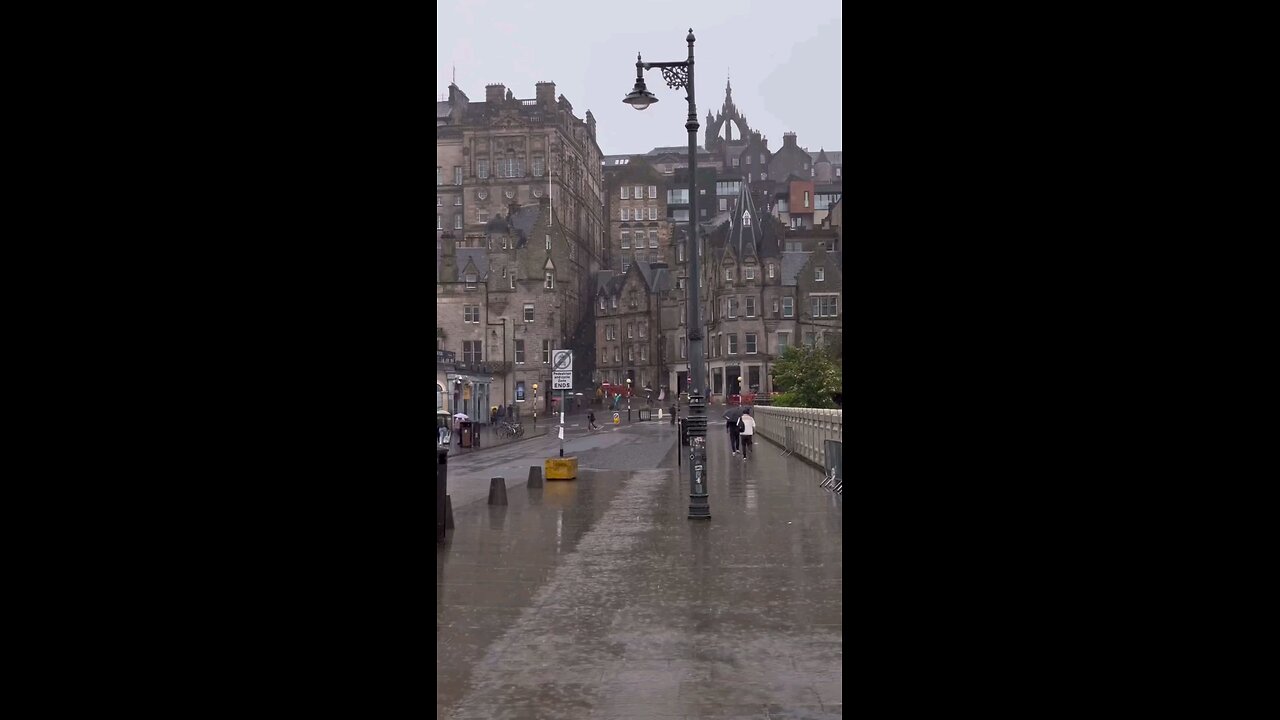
[
  {"xmin": 454, "ymin": 166, "xmax": 463, "ymax": 185},
  {"xmin": 745, "ymin": 155, "xmax": 751, "ymax": 165},
  {"xmin": 540, "ymin": 339, "xmax": 553, "ymax": 364},
  {"xmin": 635, "ymin": 186, "xmax": 643, "ymax": 199},
  {"xmin": 463, "ymin": 305, "xmax": 479, "ymax": 323},
  {"xmin": 745, "ymin": 297, "xmax": 756, "ymax": 317},
  {"xmin": 454, "ymin": 195, "xmax": 462, "ymax": 206},
  {"xmin": 728, "ymin": 298, "xmax": 738, "ymax": 318},
  {"xmin": 777, "ymin": 332, "xmax": 789, "ymax": 352},
  {"xmin": 759, "ymin": 154, "xmax": 765, "ymax": 165},
  {"xmin": 640, "ymin": 346, "xmax": 647, "ymax": 361},
  {"xmin": 436, "ymin": 167, "xmax": 443, "ymax": 186},
  {"xmin": 815, "ymin": 267, "xmax": 825, "ymax": 282},
  {"xmin": 725, "ymin": 268, "xmax": 733, "ymax": 282},
  {"xmin": 804, "ymin": 332, "xmax": 816, "ymax": 348},
  {"xmin": 667, "ymin": 189, "xmax": 689, "ymax": 204},
  {"xmin": 804, "ymin": 191, "xmax": 810, "ymax": 208},
  {"xmin": 813, "ymin": 295, "xmax": 838, "ymax": 317},
  {"xmin": 639, "ymin": 321, "xmax": 647, "ymax": 338},
  {"xmin": 680, "ymin": 335, "xmax": 687, "ymax": 358},
  {"xmin": 533, "ymin": 156, "xmax": 544, "ymax": 177},
  {"xmin": 607, "ymin": 325, "xmax": 615, "ymax": 341},
  {"xmin": 524, "ymin": 303, "xmax": 534, "ymax": 322},
  {"xmin": 728, "ymin": 334, "xmax": 738, "ymax": 355},
  {"xmin": 768, "ymin": 264, "xmax": 775, "ymax": 278},
  {"xmin": 648, "ymin": 185, "xmax": 657, "ymax": 198},
  {"xmin": 436, "ymin": 214, "xmax": 442, "ymax": 230},
  {"xmin": 746, "ymin": 333, "xmax": 757, "ymax": 354},
  {"xmin": 761, "ymin": 173, "xmax": 767, "ymax": 180},
  {"xmin": 454, "ymin": 214, "xmax": 462, "ymax": 230},
  {"xmin": 782, "ymin": 297, "xmax": 794, "ymax": 317},
  {"xmin": 621, "ymin": 208, "xmax": 629, "ymax": 221},
  {"xmin": 627, "ymin": 323, "xmax": 634, "ymax": 339},
  {"xmin": 611, "ymin": 296, "xmax": 617, "ymax": 309},
  {"xmin": 514, "ymin": 340, "xmax": 525, "ymax": 364},
  {"xmin": 614, "ymin": 347, "xmax": 620, "ymax": 362},
  {"xmin": 477, "ymin": 159, "xmax": 490, "ymax": 179},
  {"xmin": 673, "ymin": 209, "xmax": 689, "ymax": 222},
  {"xmin": 437, "ymin": 196, "xmax": 442, "ymax": 207},
  {"xmin": 732, "ymin": 157, "xmax": 740, "ymax": 167},
  {"xmin": 836, "ymin": 168, "xmax": 842, "ymax": 177},
  {"xmin": 437, "ymin": 383, "xmax": 443, "ymax": 409},
  {"xmin": 772, "ymin": 299, "xmax": 779, "ymax": 315},
  {"xmin": 622, "ymin": 260, "xmax": 630, "ymax": 272},
  {"xmin": 465, "ymin": 274, "xmax": 477, "ymax": 290},
  {"xmin": 621, "ymin": 231, "xmax": 630, "ymax": 249},
  {"xmin": 509, "ymin": 274, "xmax": 515, "ymax": 290},
  {"xmin": 544, "ymin": 271, "xmax": 555, "ymax": 289},
  {"xmin": 599, "ymin": 296, "xmax": 606, "ymax": 310},
  {"xmin": 478, "ymin": 209, "xmax": 489, "ymax": 223},
  {"xmin": 463, "ymin": 340, "xmax": 481, "ymax": 363},
  {"xmin": 516, "ymin": 381, "xmax": 526, "ymax": 401},
  {"xmin": 628, "ymin": 346, "xmax": 634, "ymax": 362},
  {"xmin": 648, "ymin": 207, "xmax": 657, "ymax": 220},
  {"xmin": 546, "ymin": 235, "xmax": 551, "ymax": 251},
  {"xmin": 719, "ymin": 198, "xmax": 727, "ymax": 211},
  {"xmin": 716, "ymin": 181, "xmax": 741, "ymax": 196},
  {"xmin": 649, "ymin": 230, "xmax": 658, "ymax": 248},
  {"xmin": 745, "ymin": 266, "xmax": 756, "ymax": 280},
  {"xmin": 677, "ymin": 244, "xmax": 685, "ymax": 262}
]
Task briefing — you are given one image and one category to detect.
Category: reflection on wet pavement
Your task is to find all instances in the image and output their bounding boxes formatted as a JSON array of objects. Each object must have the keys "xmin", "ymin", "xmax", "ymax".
[{"xmin": 438, "ymin": 420, "xmax": 841, "ymax": 719}]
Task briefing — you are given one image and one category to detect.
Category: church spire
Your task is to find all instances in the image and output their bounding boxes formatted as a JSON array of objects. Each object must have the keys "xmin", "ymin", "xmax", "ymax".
[{"xmin": 725, "ymin": 69, "xmax": 732, "ymax": 107}]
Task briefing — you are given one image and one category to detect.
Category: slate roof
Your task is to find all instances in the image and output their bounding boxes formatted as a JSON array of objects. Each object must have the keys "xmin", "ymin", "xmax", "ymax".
[
  {"xmin": 456, "ymin": 249, "xmax": 489, "ymax": 281},
  {"xmin": 436, "ymin": 102, "xmax": 451, "ymax": 119},
  {"xmin": 780, "ymin": 251, "xmax": 810, "ymax": 287}
]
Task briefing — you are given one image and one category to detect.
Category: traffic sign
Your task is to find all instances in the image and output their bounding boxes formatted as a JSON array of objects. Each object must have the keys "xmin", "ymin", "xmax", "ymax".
[
  {"xmin": 552, "ymin": 371, "xmax": 572, "ymax": 390},
  {"xmin": 612, "ymin": 412, "xmax": 620, "ymax": 425},
  {"xmin": 552, "ymin": 350, "xmax": 573, "ymax": 373}
]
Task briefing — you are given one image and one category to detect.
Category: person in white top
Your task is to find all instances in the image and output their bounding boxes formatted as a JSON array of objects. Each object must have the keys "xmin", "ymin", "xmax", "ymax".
[{"xmin": 739, "ymin": 408, "xmax": 757, "ymax": 459}]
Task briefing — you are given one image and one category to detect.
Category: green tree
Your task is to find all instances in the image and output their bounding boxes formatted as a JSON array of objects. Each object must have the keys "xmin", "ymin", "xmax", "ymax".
[{"xmin": 772, "ymin": 345, "xmax": 840, "ymax": 408}]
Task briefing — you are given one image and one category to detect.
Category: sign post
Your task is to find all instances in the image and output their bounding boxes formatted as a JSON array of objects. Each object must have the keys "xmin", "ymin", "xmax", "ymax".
[{"xmin": 551, "ymin": 351, "xmax": 573, "ymax": 457}]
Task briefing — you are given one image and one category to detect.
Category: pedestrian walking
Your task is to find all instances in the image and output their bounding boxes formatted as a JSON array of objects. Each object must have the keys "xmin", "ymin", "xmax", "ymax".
[
  {"xmin": 726, "ymin": 412, "xmax": 741, "ymax": 456},
  {"xmin": 587, "ymin": 409, "xmax": 600, "ymax": 431},
  {"xmin": 739, "ymin": 408, "xmax": 757, "ymax": 459}
]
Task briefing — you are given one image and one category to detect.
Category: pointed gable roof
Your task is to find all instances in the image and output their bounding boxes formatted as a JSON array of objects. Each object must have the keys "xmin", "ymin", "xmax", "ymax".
[{"xmin": 728, "ymin": 181, "xmax": 761, "ymax": 262}]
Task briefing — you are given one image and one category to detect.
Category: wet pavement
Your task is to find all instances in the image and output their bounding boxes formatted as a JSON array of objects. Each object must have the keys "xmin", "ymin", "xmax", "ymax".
[{"xmin": 437, "ymin": 421, "xmax": 842, "ymax": 719}]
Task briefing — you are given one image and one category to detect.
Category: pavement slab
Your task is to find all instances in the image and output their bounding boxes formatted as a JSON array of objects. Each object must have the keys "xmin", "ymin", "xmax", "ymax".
[{"xmin": 438, "ymin": 419, "xmax": 842, "ymax": 719}]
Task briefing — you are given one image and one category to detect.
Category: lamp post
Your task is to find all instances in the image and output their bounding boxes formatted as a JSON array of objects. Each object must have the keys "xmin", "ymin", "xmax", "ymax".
[
  {"xmin": 532, "ymin": 383, "xmax": 539, "ymax": 426},
  {"xmin": 626, "ymin": 378, "xmax": 632, "ymax": 422},
  {"xmin": 625, "ymin": 29, "xmax": 709, "ymax": 519},
  {"xmin": 737, "ymin": 376, "xmax": 744, "ymax": 402}
]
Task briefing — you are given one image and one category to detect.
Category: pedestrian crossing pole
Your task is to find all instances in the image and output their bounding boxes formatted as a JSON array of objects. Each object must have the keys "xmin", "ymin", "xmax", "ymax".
[{"xmin": 559, "ymin": 388, "xmax": 565, "ymax": 457}]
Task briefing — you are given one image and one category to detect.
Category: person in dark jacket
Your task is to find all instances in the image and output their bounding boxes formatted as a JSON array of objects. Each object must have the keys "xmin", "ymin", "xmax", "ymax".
[{"xmin": 725, "ymin": 412, "xmax": 741, "ymax": 455}]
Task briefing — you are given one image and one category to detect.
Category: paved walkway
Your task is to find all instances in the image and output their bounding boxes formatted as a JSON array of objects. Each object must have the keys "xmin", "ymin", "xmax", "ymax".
[{"xmin": 437, "ymin": 423, "xmax": 842, "ymax": 719}]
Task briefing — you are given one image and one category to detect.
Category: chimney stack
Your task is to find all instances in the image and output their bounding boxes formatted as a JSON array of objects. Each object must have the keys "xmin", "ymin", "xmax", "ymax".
[
  {"xmin": 536, "ymin": 81, "xmax": 556, "ymax": 106},
  {"xmin": 783, "ymin": 132, "xmax": 798, "ymax": 148},
  {"xmin": 485, "ymin": 83, "xmax": 506, "ymax": 103}
]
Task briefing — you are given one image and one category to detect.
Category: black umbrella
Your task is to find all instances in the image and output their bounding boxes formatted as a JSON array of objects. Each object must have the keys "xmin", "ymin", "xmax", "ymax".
[{"xmin": 722, "ymin": 406, "xmax": 747, "ymax": 422}]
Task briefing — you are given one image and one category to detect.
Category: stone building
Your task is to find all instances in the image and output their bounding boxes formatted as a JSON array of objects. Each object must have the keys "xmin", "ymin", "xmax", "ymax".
[
  {"xmin": 592, "ymin": 262, "xmax": 675, "ymax": 395},
  {"xmin": 437, "ymin": 80, "xmax": 606, "ymax": 408}
]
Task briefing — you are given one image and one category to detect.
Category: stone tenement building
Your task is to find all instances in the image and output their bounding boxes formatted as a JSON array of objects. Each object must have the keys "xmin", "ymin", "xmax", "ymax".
[
  {"xmin": 437, "ymin": 80, "xmax": 606, "ymax": 416},
  {"xmin": 437, "ymin": 196, "xmax": 596, "ymax": 418},
  {"xmin": 593, "ymin": 182, "xmax": 842, "ymax": 401}
]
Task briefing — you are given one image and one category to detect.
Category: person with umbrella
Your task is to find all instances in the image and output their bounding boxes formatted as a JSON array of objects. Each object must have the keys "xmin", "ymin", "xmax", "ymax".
[
  {"xmin": 452, "ymin": 412, "xmax": 469, "ymax": 446},
  {"xmin": 724, "ymin": 406, "xmax": 745, "ymax": 456}
]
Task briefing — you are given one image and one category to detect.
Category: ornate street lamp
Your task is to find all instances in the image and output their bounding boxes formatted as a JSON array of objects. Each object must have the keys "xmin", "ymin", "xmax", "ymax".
[{"xmin": 625, "ymin": 29, "xmax": 709, "ymax": 519}]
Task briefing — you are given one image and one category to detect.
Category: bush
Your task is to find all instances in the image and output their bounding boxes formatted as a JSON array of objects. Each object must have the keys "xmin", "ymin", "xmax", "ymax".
[{"xmin": 771, "ymin": 346, "xmax": 840, "ymax": 409}]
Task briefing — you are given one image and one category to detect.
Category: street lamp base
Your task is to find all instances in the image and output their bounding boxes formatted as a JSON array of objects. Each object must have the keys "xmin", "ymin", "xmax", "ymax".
[{"xmin": 688, "ymin": 493, "xmax": 710, "ymax": 519}]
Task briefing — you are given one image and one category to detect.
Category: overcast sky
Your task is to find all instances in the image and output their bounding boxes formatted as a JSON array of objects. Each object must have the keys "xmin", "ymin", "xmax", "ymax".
[{"xmin": 436, "ymin": 0, "xmax": 842, "ymax": 158}]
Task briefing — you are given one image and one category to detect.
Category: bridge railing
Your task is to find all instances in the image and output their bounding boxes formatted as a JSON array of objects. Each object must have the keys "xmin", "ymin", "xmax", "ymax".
[{"xmin": 750, "ymin": 406, "xmax": 843, "ymax": 472}]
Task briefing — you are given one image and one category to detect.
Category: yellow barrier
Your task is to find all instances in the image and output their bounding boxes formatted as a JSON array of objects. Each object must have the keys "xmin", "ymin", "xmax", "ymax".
[{"xmin": 545, "ymin": 456, "xmax": 578, "ymax": 480}]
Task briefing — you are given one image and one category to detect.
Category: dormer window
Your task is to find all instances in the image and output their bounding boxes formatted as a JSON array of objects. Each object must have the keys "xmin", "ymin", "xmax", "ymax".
[
  {"xmin": 465, "ymin": 274, "xmax": 477, "ymax": 290},
  {"xmin": 768, "ymin": 264, "xmax": 775, "ymax": 278},
  {"xmin": 725, "ymin": 268, "xmax": 733, "ymax": 282},
  {"xmin": 745, "ymin": 266, "xmax": 756, "ymax": 280},
  {"xmin": 599, "ymin": 296, "xmax": 606, "ymax": 310},
  {"xmin": 544, "ymin": 271, "xmax": 555, "ymax": 289},
  {"xmin": 815, "ymin": 267, "xmax": 825, "ymax": 282},
  {"xmin": 742, "ymin": 210, "xmax": 752, "ymax": 227},
  {"xmin": 611, "ymin": 296, "xmax": 617, "ymax": 309}
]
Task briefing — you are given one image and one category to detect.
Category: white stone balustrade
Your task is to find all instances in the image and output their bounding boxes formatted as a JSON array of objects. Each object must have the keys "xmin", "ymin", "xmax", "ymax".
[{"xmin": 750, "ymin": 406, "xmax": 842, "ymax": 470}]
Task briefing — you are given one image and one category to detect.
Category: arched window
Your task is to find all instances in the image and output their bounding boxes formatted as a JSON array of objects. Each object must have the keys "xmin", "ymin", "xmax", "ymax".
[{"xmin": 436, "ymin": 383, "xmax": 444, "ymax": 409}]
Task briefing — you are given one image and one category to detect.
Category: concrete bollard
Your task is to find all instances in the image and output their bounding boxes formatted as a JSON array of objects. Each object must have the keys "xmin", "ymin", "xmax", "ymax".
[
  {"xmin": 488, "ymin": 477, "xmax": 508, "ymax": 505},
  {"xmin": 444, "ymin": 494, "xmax": 455, "ymax": 529},
  {"xmin": 528, "ymin": 465, "xmax": 543, "ymax": 488}
]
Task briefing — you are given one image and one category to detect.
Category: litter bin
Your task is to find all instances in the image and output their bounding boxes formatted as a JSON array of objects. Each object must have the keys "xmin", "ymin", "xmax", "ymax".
[{"xmin": 459, "ymin": 420, "xmax": 474, "ymax": 448}]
